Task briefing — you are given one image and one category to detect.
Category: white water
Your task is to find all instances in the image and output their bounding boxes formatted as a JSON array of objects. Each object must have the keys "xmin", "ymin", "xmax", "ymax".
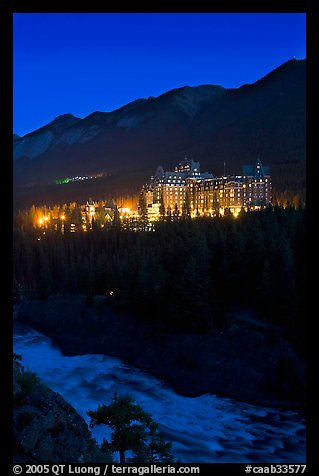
[{"xmin": 13, "ymin": 322, "xmax": 306, "ymax": 463}]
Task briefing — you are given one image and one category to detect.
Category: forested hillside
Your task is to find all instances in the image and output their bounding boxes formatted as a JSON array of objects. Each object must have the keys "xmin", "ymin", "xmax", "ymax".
[{"xmin": 14, "ymin": 206, "xmax": 306, "ymax": 353}]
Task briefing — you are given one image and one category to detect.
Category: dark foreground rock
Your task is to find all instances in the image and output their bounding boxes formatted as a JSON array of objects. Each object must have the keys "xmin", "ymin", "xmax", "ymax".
[
  {"xmin": 13, "ymin": 357, "xmax": 105, "ymax": 463},
  {"xmin": 17, "ymin": 295, "xmax": 306, "ymax": 409}
]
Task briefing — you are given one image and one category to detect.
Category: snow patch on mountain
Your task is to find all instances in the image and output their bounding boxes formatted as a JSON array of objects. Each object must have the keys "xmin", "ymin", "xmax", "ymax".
[
  {"xmin": 172, "ymin": 85, "xmax": 225, "ymax": 119},
  {"xmin": 60, "ymin": 125, "xmax": 102, "ymax": 144},
  {"xmin": 79, "ymin": 125, "xmax": 102, "ymax": 143},
  {"xmin": 117, "ymin": 114, "xmax": 145, "ymax": 129},
  {"xmin": 60, "ymin": 128, "xmax": 86, "ymax": 145},
  {"xmin": 14, "ymin": 130, "xmax": 56, "ymax": 160}
]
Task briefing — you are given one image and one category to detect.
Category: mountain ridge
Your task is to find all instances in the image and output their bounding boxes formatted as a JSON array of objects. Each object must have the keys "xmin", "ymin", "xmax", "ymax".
[
  {"xmin": 13, "ymin": 58, "xmax": 306, "ymax": 206},
  {"xmin": 15, "ymin": 58, "xmax": 304, "ymax": 140},
  {"xmin": 14, "ymin": 85, "xmax": 226, "ymax": 141}
]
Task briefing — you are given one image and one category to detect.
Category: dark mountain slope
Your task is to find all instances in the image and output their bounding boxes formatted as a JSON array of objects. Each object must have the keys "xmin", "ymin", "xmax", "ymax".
[
  {"xmin": 13, "ymin": 84, "xmax": 226, "ymax": 191},
  {"xmin": 13, "ymin": 59, "xmax": 305, "ymax": 206},
  {"xmin": 186, "ymin": 59, "xmax": 306, "ymax": 174}
]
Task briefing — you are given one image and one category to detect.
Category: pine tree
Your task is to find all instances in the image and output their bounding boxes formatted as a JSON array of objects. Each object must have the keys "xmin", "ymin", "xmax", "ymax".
[
  {"xmin": 70, "ymin": 203, "xmax": 83, "ymax": 229},
  {"xmin": 138, "ymin": 193, "xmax": 148, "ymax": 231},
  {"xmin": 112, "ymin": 205, "xmax": 121, "ymax": 229},
  {"xmin": 204, "ymin": 194, "xmax": 209, "ymax": 214},
  {"xmin": 212, "ymin": 191, "xmax": 220, "ymax": 216},
  {"xmin": 173, "ymin": 203, "xmax": 180, "ymax": 221},
  {"xmin": 95, "ymin": 205, "xmax": 106, "ymax": 228},
  {"xmin": 159, "ymin": 192, "xmax": 165, "ymax": 221},
  {"xmin": 87, "ymin": 393, "xmax": 174, "ymax": 464},
  {"xmin": 132, "ymin": 420, "xmax": 174, "ymax": 463},
  {"xmin": 182, "ymin": 190, "xmax": 191, "ymax": 218}
]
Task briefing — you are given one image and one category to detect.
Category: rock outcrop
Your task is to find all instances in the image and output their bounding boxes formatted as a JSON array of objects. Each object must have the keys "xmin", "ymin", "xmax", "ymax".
[{"xmin": 13, "ymin": 357, "xmax": 104, "ymax": 463}]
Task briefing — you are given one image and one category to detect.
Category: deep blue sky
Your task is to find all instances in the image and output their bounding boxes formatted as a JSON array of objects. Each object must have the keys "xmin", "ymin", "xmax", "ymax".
[{"xmin": 13, "ymin": 13, "xmax": 306, "ymax": 137}]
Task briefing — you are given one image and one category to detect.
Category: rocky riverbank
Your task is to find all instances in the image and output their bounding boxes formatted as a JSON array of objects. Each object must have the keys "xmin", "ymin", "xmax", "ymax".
[
  {"xmin": 16, "ymin": 294, "xmax": 306, "ymax": 409},
  {"xmin": 13, "ymin": 356, "xmax": 108, "ymax": 463}
]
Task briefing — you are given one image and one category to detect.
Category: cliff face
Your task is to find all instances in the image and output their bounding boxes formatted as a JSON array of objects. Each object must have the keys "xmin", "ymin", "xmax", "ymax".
[{"xmin": 13, "ymin": 358, "xmax": 102, "ymax": 464}]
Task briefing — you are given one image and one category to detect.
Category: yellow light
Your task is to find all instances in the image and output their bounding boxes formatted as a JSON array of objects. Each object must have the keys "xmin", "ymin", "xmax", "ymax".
[
  {"xmin": 121, "ymin": 207, "xmax": 130, "ymax": 213},
  {"xmin": 43, "ymin": 216, "xmax": 49, "ymax": 221},
  {"xmin": 38, "ymin": 218, "xmax": 44, "ymax": 225},
  {"xmin": 61, "ymin": 215, "xmax": 65, "ymax": 220}
]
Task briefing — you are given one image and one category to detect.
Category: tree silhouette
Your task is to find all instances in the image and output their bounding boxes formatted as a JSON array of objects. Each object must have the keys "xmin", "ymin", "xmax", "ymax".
[
  {"xmin": 173, "ymin": 203, "xmax": 180, "ymax": 221},
  {"xmin": 159, "ymin": 192, "xmax": 165, "ymax": 221},
  {"xmin": 138, "ymin": 193, "xmax": 148, "ymax": 231},
  {"xmin": 112, "ymin": 205, "xmax": 121, "ymax": 229},
  {"xmin": 87, "ymin": 393, "xmax": 174, "ymax": 463},
  {"xmin": 182, "ymin": 190, "xmax": 191, "ymax": 218},
  {"xmin": 212, "ymin": 191, "xmax": 220, "ymax": 216}
]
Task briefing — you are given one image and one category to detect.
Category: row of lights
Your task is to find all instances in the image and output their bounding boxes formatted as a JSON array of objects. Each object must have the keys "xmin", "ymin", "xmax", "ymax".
[
  {"xmin": 37, "ymin": 208, "xmax": 133, "ymax": 227},
  {"xmin": 38, "ymin": 215, "xmax": 65, "ymax": 226}
]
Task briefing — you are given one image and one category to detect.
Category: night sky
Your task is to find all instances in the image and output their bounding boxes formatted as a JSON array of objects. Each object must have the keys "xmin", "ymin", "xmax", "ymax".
[{"xmin": 13, "ymin": 13, "xmax": 306, "ymax": 137}]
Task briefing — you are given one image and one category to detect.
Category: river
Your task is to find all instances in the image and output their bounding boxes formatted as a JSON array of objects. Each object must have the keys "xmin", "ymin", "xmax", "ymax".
[{"xmin": 13, "ymin": 321, "xmax": 306, "ymax": 463}]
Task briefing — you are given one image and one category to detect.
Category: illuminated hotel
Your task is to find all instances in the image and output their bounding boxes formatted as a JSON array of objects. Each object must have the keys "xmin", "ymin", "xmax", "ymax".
[{"xmin": 141, "ymin": 157, "xmax": 272, "ymax": 219}]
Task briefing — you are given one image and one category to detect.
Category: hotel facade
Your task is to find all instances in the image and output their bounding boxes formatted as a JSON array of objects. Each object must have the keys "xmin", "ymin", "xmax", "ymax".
[{"xmin": 141, "ymin": 157, "xmax": 272, "ymax": 220}]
